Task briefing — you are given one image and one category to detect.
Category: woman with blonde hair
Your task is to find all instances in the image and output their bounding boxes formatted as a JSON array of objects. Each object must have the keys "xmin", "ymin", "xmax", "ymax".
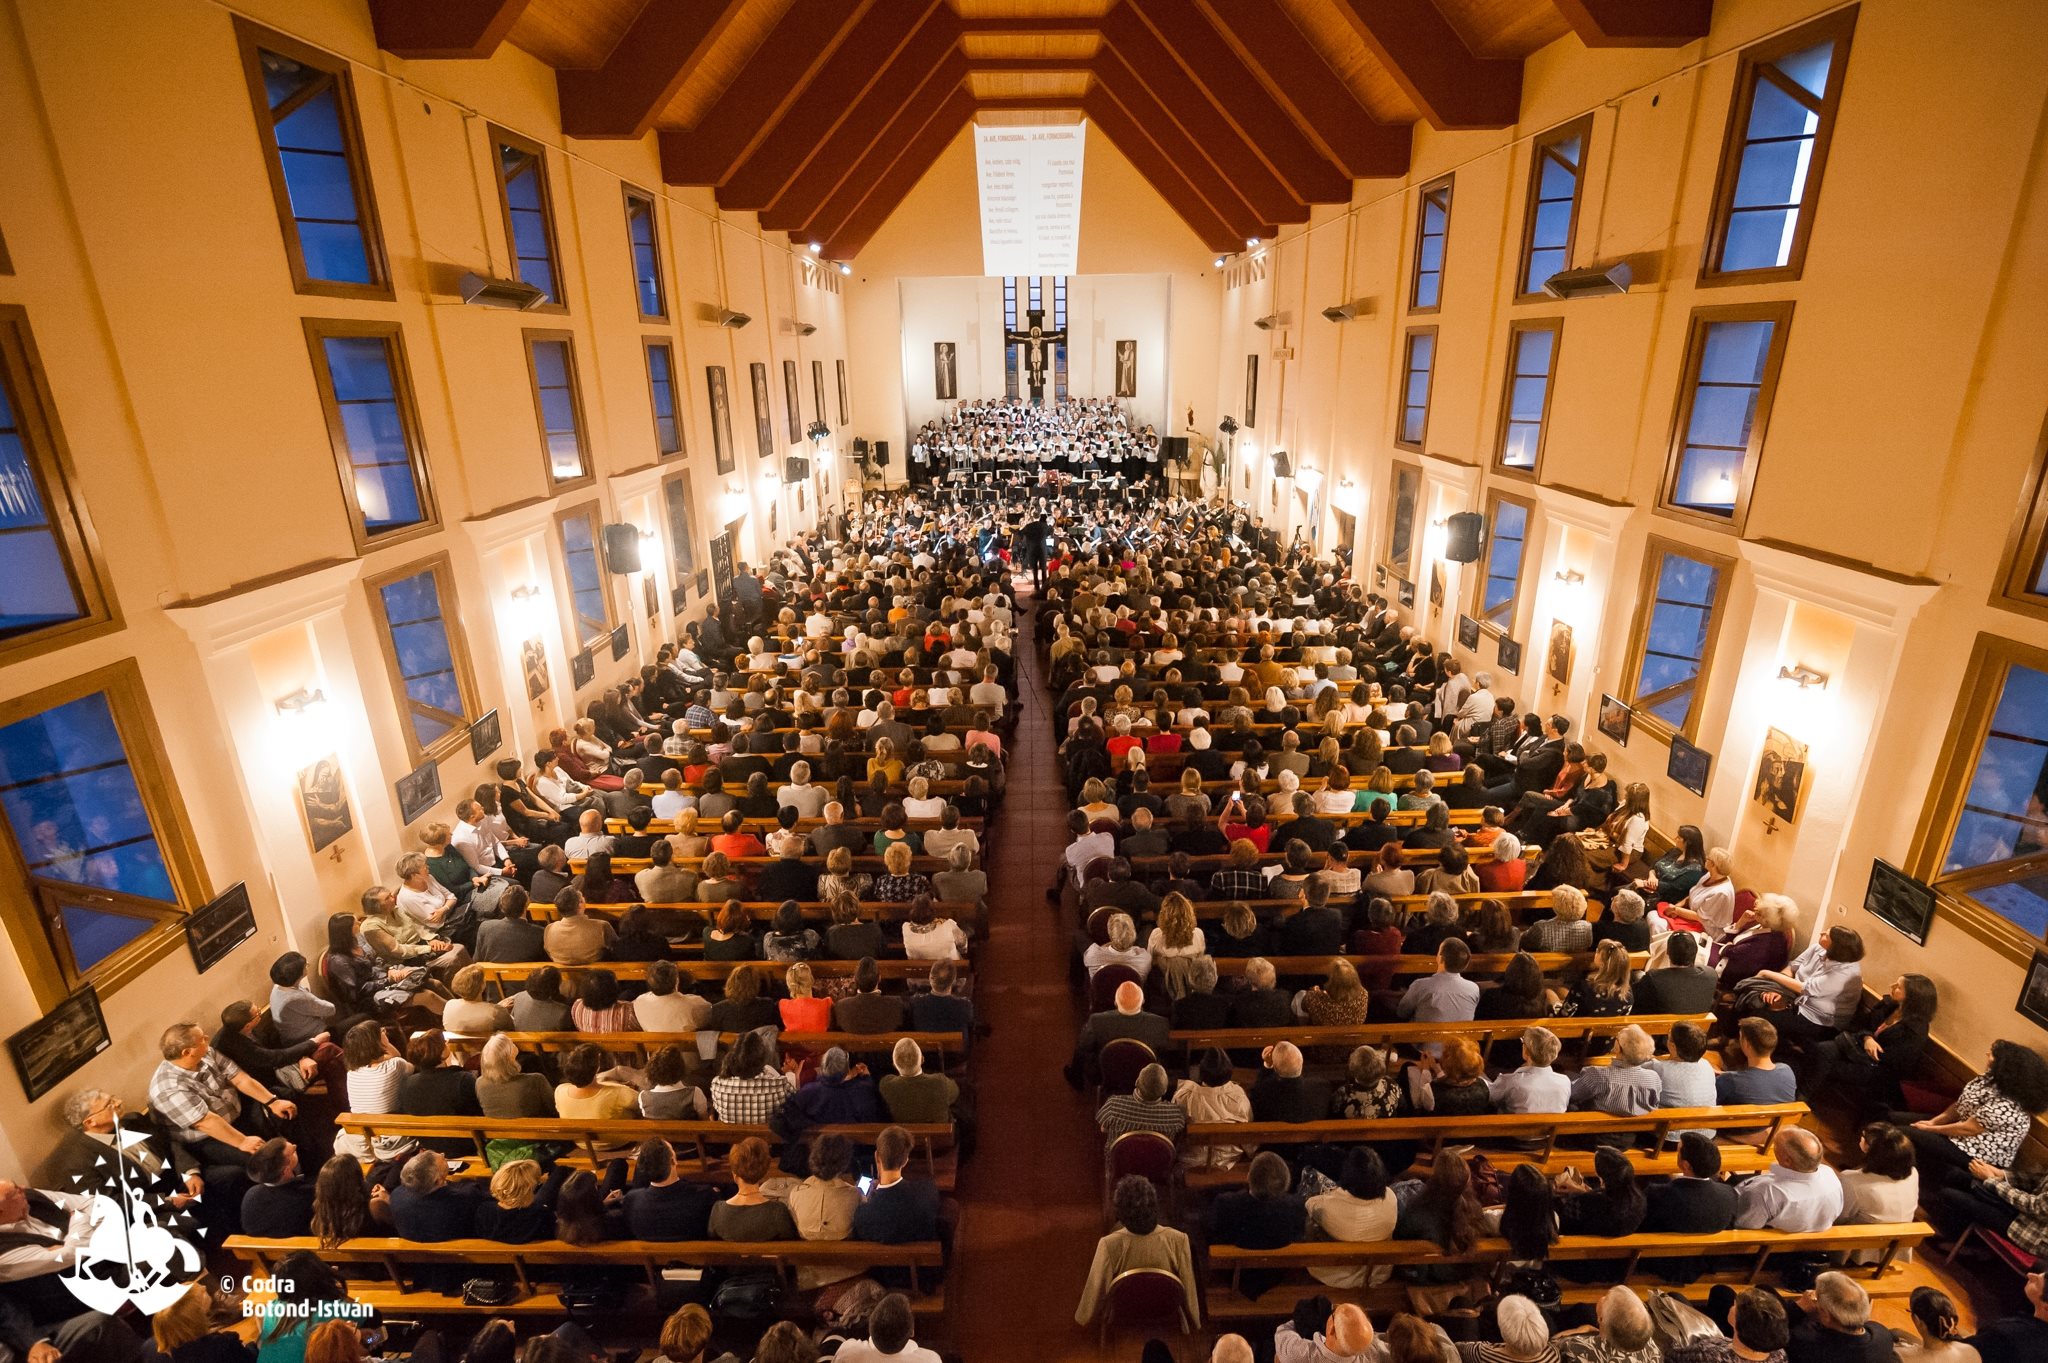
[
  {"xmin": 1078, "ymin": 778, "xmax": 1119, "ymax": 825},
  {"xmin": 781, "ymin": 961, "xmax": 833, "ymax": 1032},
  {"xmin": 866, "ymin": 736, "xmax": 903, "ymax": 785},
  {"xmin": 1166, "ymin": 767, "xmax": 1211, "ymax": 823},
  {"xmin": 1299, "ymin": 958, "xmax": 1369, "ymax": 1026},
  {"xmin": 475, "ymin": 1157, "xmax": 560, "ymax": 1242},
  {"xmin": 817, "ymin": 844, "xmax": 870, "ymax": 903},
  {"xmin": 1713, "ymin": 891, "xmax": 1798, "ymax": 989},
  {"xmin": 693, "ymin": 850, "xmax": 742, "ymax": 902},
  {"xmin": 1425, "ymin": 731, "xmax": 1462, "ymax": 772},
  {"xmin": 1147, "ymin": 892, "xmax": 1207, "ymax": 960},
  {"xmin": 1357, "ymin": 765, "xmax": 1397, "ymax": 815},
  {"xmin": 1553, "ymin": 939, "xmax": 1635, "ymax": 1026},
  {"xmin": 667, "ymin": 806, "xmax": 710, "ymax": 859},
  {"xmin": 1083, "ymin": 912, "xmax": 1152, "ymax": 979},
  {"xmin": 902, "ymin": 775, "xmax": 945, "ymax": 820}
]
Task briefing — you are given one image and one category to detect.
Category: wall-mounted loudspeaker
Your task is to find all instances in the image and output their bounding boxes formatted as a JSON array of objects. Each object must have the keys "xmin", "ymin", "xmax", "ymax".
[
  {"xmin": 852, "ymin": 438, "xmax": 870, "ymax": 464},
  {"xmin": 1272, "ymin": 450, "xmax": 1292, "ymax": 478},
  {"xmin": 872, "ymin": 441, "xmax": 890, "ymax": 467},
  {"xmin": 1159, "ymin": 435, "xmax": 1189, "ymax": 465},
  {"xmin": 1444, "ymin": 511, "xmax": 1486, "ymax": 564},
  {"xmin": 602, "ymin": 522, "xmax": 643, "ymax": 575}
]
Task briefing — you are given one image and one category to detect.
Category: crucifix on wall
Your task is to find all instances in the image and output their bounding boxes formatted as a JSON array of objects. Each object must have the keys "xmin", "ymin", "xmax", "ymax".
[{"xmin": 1003, "ymin": 307, "xmax": 1066, "ymax": 403}]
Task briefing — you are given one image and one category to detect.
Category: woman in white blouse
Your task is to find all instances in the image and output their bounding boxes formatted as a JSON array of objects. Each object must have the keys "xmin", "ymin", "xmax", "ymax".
[
  {"xmin": 1837, "ymin": 1121, "xmax": 1921, "ymax": 1262},
  {"xmin": 901, "ymin": 898, "xmax": 967, "ymax": 961},
  {"xmin": 1172, "ymin": 1048, "xmax": 1251, "ymax": 1169},
  {"xmin": 571, "ymin": 718, "xmax": 614, "ymax": 774},
  {"xmin": 1145, "ymin": 894, "xmax": 1207, "ymax": 961}
]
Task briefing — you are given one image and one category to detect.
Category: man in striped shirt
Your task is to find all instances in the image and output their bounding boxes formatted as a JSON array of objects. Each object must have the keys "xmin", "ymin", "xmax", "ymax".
[{"xmin": 1096, "ymin": 1062, "xmax": 1188, "ymax": 1143}]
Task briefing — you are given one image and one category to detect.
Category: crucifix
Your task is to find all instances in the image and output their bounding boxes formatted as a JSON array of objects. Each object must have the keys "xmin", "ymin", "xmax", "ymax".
[{"xmin": 1003, "ymin": 307, "xmax": 1066, "ymax": 404}]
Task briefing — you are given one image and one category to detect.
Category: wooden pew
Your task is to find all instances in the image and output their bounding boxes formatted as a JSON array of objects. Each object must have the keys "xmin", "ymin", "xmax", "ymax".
[
  {"xmin": 1201, "ymin": 1224, "xmax": 1937, "ymax": 1320},
  {"xmin": 226, "ymin": 1235, "xmax": 946, "ymax": 1314},
  {"xmin": 451, "ymin": 1029, "xmax": 968, "ymax": 1066},
  {"xmin": 1215, "ymin": 951, "xmax": 1642, "ymax": 979},
  {"xmin": 331, "ymin": 1113, "xmax": 955, "ymax": 1180},
  {"xmin": 524, "ymin": 898, "xmax": 979, "ymax": 924},
  {"xmin": 605, "ymin": 815, "xmax": 985, "ymax": 834},
  {"xmin": 1167, "ymin": 1012, "xmax": 1714, "ymax": 1058},
  {"xmin": 473, "ymin": 959, "xmax": 957, "ymax": 988}
]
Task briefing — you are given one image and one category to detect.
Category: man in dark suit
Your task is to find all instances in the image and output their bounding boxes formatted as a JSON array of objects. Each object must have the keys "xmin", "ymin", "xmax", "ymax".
[
  {"xmin": 1066, "ymin": 981, "xmax": 1171, "ymax": 1088},
  {"xmin": 1170, "ymin": 814, "xmax": 1228, "ymax": 857},
  {"xmin": 611, "ymin": 803, "xmax": 662, "ymax": 858},
  {"xmin": 1281, "ymin": 808, "xmax": 1338, "ymax": 854},
  {"xmin": 1185, "ymin": 734, "xmax": 1234, "ymax": 781},
  {"xmin": 1204, "ymin": 1151, "xmax": 1309, "ymax": 1298},
  {"xmin": 1117, "ymin": 809, "xmax": 1171, "ymax": 860},
  {"xmin": 1230, "ymin": 959, "xmax": 1296, "ymax": 1029},
  {"xmin": 1634, "ymin": 931, "xmax": 1720, "ymax": 1016},
  {"xmin": 850, "ymin": 1126, "xmax": 942, "ymax": 1244},
  {"xmin": 756, "ymin": 845, "xmax": 820, "ymax": 901},
  {"xmin": 527, "ymin": 846, "xmax": 574, "ymax": 906},
  {"xmin": 388, "ymin": 1151, "xmax": 482, "ymax": 1242},
  {"xmin": 476, "ymin": 891, "xmax": 547, "ymax": 963},
  {"xmin": 1644, "ymin": 1133, "xmax": 1738, "ymax": 1234},
  {"xmin": 623, "ymin": 1139, "xmax": 720, "ymax": 1240},
  {"xmin": 832, "ymin": 959, "xmax": 907, "ymax": 1034},
  {"xmin": 809, "ymin": 804, "xmax": 870, "ymax": 859},
  {"xmin": 239, "ymin": 1138, "xmax": 315, "ymax": 1237},
  {"xmin": 46, "ymin": 1088, "xmax": 230, "ymax": 1246},
  {"xmin": 1249, "ymin": 1042, "xmax": 1334, "ymax": 1123},
  {"xmin": 1383, "ymin": 729, "xmax": 1426, "ymax": 776},
  {"xmin": 1171, "ymin": 958, "xmax": 1235, "ymax": 1030},
  {"xmin": 1081, "ymin": 860, "xmax": 1160, "ymax": 916},
  {"xmin": 1276, "ymin": 893, "xmax": 1347, "ymax": 957},
  {"xmin": 908, "ymin": 962, "xmax": 973, "ymax": 1044}
]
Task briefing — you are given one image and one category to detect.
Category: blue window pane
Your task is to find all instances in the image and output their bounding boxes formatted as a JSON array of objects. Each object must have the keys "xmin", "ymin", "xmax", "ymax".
[
  {"xmin": 1495, "ymin": 502, "xmax": 1528, "ymax": 539},
  {"xmin": 1524, "ymin": 248, "xmax": 1566, "ymax": 294},
  {"xmin": 531, "ymin": 342, "xmax": 584, "ymax": 479},
  {"xmin": 61, "ymin": 904, "xmax": 155, "ymax": 973},
  {"xmin": 1405, "ymin": 372, "xmax": 1431, "ymax": 407},
  {"xmin": 531, "ymin": 341, "xmax": 568, "ymax": 389},
  {"xmin": 1685, "ymin": 385, "xmax": 1760, "ymax": 448},
  {"xmin": 1673, "ymin": 449, "xmax": 1742, "ymax": 513},
  {"xmin": 1532, "ymin": 201, "xmax": 1574, "ymax": 250},
  {"xmin": 2033, "ymin": 549, "xmax": 2048, "ymax": 597},
  {"xmin": 1632, "ymin": 553, "xmax": 1722, "ymax": 728},
  {"xmin": 275, "ymin": 84, "xmax": 346, "ymax": 153},
  {"xmin": 1662, "ymin": 556, "xmax": 1720, "ymax": 606},
  {"xmin": 379, "ymin": 570, "xmax": 466, "ymax": 750},
  {"xmin": 1483, "ymin": 503, "xmax": 1525, "ymax": 615},
  {"xmin": 1501, "ymin": 424, "xmax": 1539, "ymax": 468},
  {"xmin": 0, "ymin": 372, "xmax": 86, "ymax": 637},
  {"xmin": 1645, "ymin": 690, "xmax": 1694, "ymax": 729},
  {"xmin": 562, "ymin": 518, "xmax": 607, "ymax": 641},
  {"xmin": 322, "ymin": 337, "xmax": 424, "ymax": 533},
  {"xmin": 501, "ymin": 149, "xmax": 559, "ymax": 303},
  {"xmin": 1773, "ymin": 40, "xmax": 1835, "ymax": 101},
  {"xmin": 1509, "ymin": 376, "xmax": 1549, "ymax": 424},
  {"xmin": 277, "ymin": 149, "xmax": 358, "ymax": 221},
  {"xmin": 1514, "ymin": 328, "xmax": 1554, "ymax": 372},
  {"xmin": 1941, "ymin": 664, "xmax": 2048, "ymax": 876},
  {"xmin": 1408, "ymin": 334, "xmax": 1434, "ymax": 366},
  {"xmin": 1732, "ymin": 140, "xmax": 1811, "ymax": 210},
  {"xmin": 1418, "ymin": 235, "xmax": 1444, "ymax": 273},
  {"xmin": 0, "ymin": 692, "xmax": 173, "ymax": 902},
  {"xmin": 260, "ymin": 56, "xmax": 376, "ymax": 287},
  {"xmin": 325, "ymin": 336, "xmax": 395, "ymax": 398},
  {"xmin": 1721, "ymin": 211, "xmax": 1798, "ymax": 273},
  {"xmin": 540, "ymin": 388, "xmax": 577, "ymax": 434},
  {"xmin": 1971, "ymin": 877, "xmax": 2048, "ymax": 940},
  {"xmin": 1699, "ymin": 322, "xmax": 1772, "ymax": 387},
  {"xmin": 1414, "ymin": 273, "xmax": 1441, "ymax": 310}
]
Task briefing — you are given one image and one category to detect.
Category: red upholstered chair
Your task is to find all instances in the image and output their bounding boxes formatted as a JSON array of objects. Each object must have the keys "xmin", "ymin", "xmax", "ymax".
[
  {"xmin": 1097, "ymin": 1037, "xmax": 1156, "ymax": 1098},
  {"xmin": 1090, "ymin": 963, "xmax": 1144, "ymax": 1013},
  {"xmin": 1105, "ymin": 1130, "xmax": 1178, "ymax": 1216},
  {"xmin": 1085, "ymin": 906, "xmax": 1118, "ymax": 946},
  {"xmin": 1946, "ymin": 1222, "xmax": 2040, "ymax": 1278},
  {"xmin": 1099, "ymin": 1267, "xmax": 1192, "ymax": 1344}
]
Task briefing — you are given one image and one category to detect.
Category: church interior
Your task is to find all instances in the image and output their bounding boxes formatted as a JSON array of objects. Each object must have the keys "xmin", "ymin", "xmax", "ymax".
[{"xmin": 3, "ymin": 0, "xmax": 2048, "ymax": 1360}]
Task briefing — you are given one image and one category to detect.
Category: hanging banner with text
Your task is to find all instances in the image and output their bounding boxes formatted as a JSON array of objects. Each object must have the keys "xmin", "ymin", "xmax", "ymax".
[{"xmin": 975, "ymin": 122, "xmax": 1085, "ymax": 277}]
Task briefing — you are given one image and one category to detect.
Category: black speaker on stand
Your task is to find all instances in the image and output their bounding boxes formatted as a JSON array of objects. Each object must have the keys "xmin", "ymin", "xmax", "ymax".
[
  {"xmin": 602, "ymin": 522, "xmax": 642, "ymax": 574},
  {"xmin": 873, "ymin": 441, "xmax": 890, "ymax": 468},
  {"xmin": 1445, "ymin": 511, "xmax": 1486, "ymax": 563}
]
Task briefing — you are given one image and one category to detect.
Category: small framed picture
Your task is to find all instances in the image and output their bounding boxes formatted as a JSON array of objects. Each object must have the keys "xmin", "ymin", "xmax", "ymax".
[
  {"xmin": 7, "ymin": 986, "xmax": 109, "ymax": 1102},
  {"xmin": 610, "ymin": 623, "xmax": 631, "ymax": 662},
  {"xmin": 1496, "ymin": 635, "xmax": 1523, "ymax": 676},
  {"xmin": 671, "ymin": 584, "xmax": 688, "ymax": 616},
  {"xmin": 572, "ymin": 649, "xmax": 596, "ymax": 689},
  {"xmin": 396, "ymin": 760, "xmax": 442, "ymax": 825},
  {"xmin": 467, "ymin": 709, "xmax": 503, "ymax": 765},
  {"xmin": 1456, "ymin": 615, "xmax": 1481, "ymax": 651},
  {"xmin": 1668, "ymin": 735, "xmax": 1712, "ymax": 796},
  {"xmin": 1397, "ymin": 578, "xmax": 1416, "ymax": 608},
  {"xmin": 1597, "ymin": 695, "xmax": 1632, "ymax": 747},
  {"xmin": 2019, "ymin": 951, "xmax": 2048, "ymax": 1030},
  {"xmin": 1374, "ymin": 564, "xmax": 1387, "ymax": 589}
]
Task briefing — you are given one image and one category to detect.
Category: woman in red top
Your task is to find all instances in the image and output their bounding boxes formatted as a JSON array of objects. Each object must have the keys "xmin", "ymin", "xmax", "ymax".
[
  {"xmin": 551, "ymin": 726, "xmax": 622, "ymax": 792},
  {"xmin": 710, "ymin": 810, "xmax": 766, "ymax": 860},
  {"xmin": 779, "ymin": 962, "xmax": 834, "ymax": 1032},
  {"xmin": 1219, "ymin": 791, "xmax": 1272, "ymax": 852}
]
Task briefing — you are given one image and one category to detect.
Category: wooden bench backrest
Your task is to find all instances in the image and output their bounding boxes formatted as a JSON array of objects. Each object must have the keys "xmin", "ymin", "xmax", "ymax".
[
  {"xmin": 1183, "ymin": 1103, "xmax": 1806, "ymax": 1150},
  {"xmin": 1168, "ymin": 1011, "xmax": 1713, "ymax": 1049}
]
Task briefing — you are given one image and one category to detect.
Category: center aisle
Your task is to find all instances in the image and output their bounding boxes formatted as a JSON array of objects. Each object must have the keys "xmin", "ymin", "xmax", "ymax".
[{"xmin": 951, "ymin": 593, "xmax": 1112, "ymax": 1363}]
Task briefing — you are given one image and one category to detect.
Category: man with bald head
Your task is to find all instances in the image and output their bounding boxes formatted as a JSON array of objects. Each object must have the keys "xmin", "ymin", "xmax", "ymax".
[
  {"xmin": 1734, "ymin": 1126, "xmax": 1843, "ymax": 1231},
  {"xmin": 1251, "ymin": 1041, "xmax": 1334, "ymax": 1123},
  {"xmin": 1066, "ymin": 980, "xmax": 1171, "ymax": 1089},
  {"xmin": 1275, "ymin": 1302, "xmax": 1376, "ymax": 1363}
]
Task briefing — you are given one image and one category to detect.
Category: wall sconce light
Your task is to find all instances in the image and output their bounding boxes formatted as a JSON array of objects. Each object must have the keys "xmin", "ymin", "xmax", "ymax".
[
  {"xmin": 1554, "ymin": 568, "xmax": 1586, "ymax": 586},
  {"xmin": 1337, "ymin": 476, "xmax": 1354, "ymax": 490},
  {"xmin": 510, "ymin": 584, "xmax": 541, "ymax": 603},
  {"xmin": 725, "ymin": 479, "xmax": 744, "ymax": 496},
  {"xmin": 274, "ymin": 687, "xmax": 327, "ymax": 716},
  {"xmin": 1777, "ymin": 663, "xmax": 1830, "ymax": 690}
]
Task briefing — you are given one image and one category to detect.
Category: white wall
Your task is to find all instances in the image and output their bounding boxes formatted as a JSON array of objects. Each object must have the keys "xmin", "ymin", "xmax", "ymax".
[{"xmin": 1067, "ymin": 273, "xmax": 1171, "ymax": 431}]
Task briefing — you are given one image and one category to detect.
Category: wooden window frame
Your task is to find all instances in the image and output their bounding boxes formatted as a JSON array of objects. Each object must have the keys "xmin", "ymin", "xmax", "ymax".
[
  {"xmin": 1473, "ymin": 488, "xmax": 1536, "ymax": 636},
  {"xmin": 232, "ymin": 18, "xmax": 392, "ymax": 301},
  {"xmin": 553, "ymin": 500, "xmax": 616, "ymax": 656},
  {"xmin": 1907, "ymin": 632, "xmax": 2048, "ymax": 965},
  {"xmin": 364, "ymin": 552, "xmax": 482, "ymax": 768},
  {"xmin": 1992, "ymin": 415, "xmax": 2048, "ymax": 623},
  {"xmin": 1382, "ymin": 459, "xmax": 1423, "ymax": 581},
  {"xmin": 0, "ymin": 222, "xmax": 13, "ymax": 276},
  {"xmin": 522, "ymin": 329, "xmax": 593, "ymax": 491},
  {"xmin": 1658, "ymin": 301, "xmax": 1795, "ymax": 536},
  {"xmin": 642, "ymin": 337, "xmax": 685, "ymax": 459},
  {"xmin": 0, "ymin": 306, "xmax": 119, "ymax": 666},
  {"xmin": 662, "ymin": 470, "xmax": 700, "ymax": 586},
  {"xmin": 1617, "ymin": 535, "xmax": 1736, "ymax": 744},
  {"xmin": 1514, "ymin": 114, "xmax": 1594, "ymax": 304},
  {"xmin": 0, "ymin": 659, "xmax": 210, "ymax": 1009},
  {"xmin": 1408, "ymin": 175, "xmax": 1453, "ymax": 316},
  {"xmin": 301, "ymin": 318, "xmax": 439, "ymax": 554},
  {"xmin": 622, "ymin": 185, "xmax": 668, "ymax": 323},
  {"xmin": 1493, "ymin": 317, "xmax": 1564, "ymax": 482},
  {"xmin": 1394, "ymin": 326, "xmax": 1438, "ymax": 453},
  {"xmin": 489, "ymin": 124, "xmax": 568, "ymax": 315},
  {"xmin": 1699, "ymin": 7, "xmax": 1858, "ymax": 287}
]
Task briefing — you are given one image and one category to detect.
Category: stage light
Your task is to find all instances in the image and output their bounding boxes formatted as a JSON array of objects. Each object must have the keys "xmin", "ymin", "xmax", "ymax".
[
  {"xmin": 1246, "ymin": 237, "xmax": 1260, "ymax": 248},
  {"xmin": 1213, "ymin": 256, "xmax": 1227, "ymax": 268},
  {"xmin": 837, "ymin": 262, "xmax": 852, "ymax": 276},
  {"xmin": 808, "ymin": 242, "xmax": 822, "ymax": 254}
]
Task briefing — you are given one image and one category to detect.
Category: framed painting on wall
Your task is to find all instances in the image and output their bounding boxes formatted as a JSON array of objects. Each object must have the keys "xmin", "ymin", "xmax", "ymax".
[
  {"xmin": 1115, "ymin": 340, "xmax": 1137, "ymax": 398},
  {"xmin": 1753, "ymin": 726, "xmax": 1810, "ymax": 824},
  {"xmin": 1456, "ymin": 614, "xmax": 1481, "ymax": 651},
  {"xmin": 836, "ymin": 359, "xmax": 849, "ymax": 426},
  {"xmin": 521, "ymin": 638, "xmax": 549, "ymax": 700},
  {"xmin": 1496, "ymin": 635, "xmax": 1523, "ymax": 676},
  {"xmin": 467, "ymin": 709, "xmax": 502, "ymax": 764},
  {"xmin": 395, "ymin": 760, "xmax": 441, "ymax": 826},
  {"xmin": 750, "ymin": 362, "xmax": 772, "ymax": 458},
  {"xmin": 1668, "ymin": 735, "xmax": 1712, "ymax": 796},
  {"xmin": 934, "ymin": 342, "xmax": 957, "ymax": 400},
  {"xmin": 812, "ymin": 360, "xmax": 827, "ymax": 426},
  {"xmin": 1245, "ymin": 355, "xmax": 1259, "ymax": 428},
  {"xmin": 782, "ymin": 359, "xmax": 802, "ymax": 445},
  {"xmin": 297, "ymin": 755, "xmax": 350, "ymax": 853},
  {"xmin": 706, "ymin": 366, "xmax": 735, "ymax": 474},
  {"xmin": 1597, "ymin": 695, "xmax": 1632, "ymax": 746}
]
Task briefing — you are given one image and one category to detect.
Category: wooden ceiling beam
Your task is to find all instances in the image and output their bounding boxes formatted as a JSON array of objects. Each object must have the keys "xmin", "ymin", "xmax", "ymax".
[
  {"xmin": 1125, "ymin": 0, "xmax": 1352, "ymax": 203},
  {"xmin": 763, "ymin": 53, "xmax": 967, "ymax": 234},
  {"xmin": 366, "ymin": 0, "xmax": 530, "ymax": 60},
  {"xmin": 821, "ymin": 91, "xmax": 977, "ymax": 260},
  {"xmin": 957, "ymin": 18, "xmax": 1100, "ymax": 36},
  {"xmin": 1089, "ymin": 53, "xmax": 1281, "ymax": 236},
  {"xmin": 1327, "ymin": 0, "xmax": 1523, "ymax": 129},
  {"xmin": 558, "ymin": 0, "xmax": 753, "ymax": 140},
  {"xmin": 1194, "ymin": 0, "xmax": 1410, "ymax": 179},
  {"xmin": 1552, "ymin": 0, "xmax": 1713, "ymax": 47},
  {"xmin": 719, "ymin": 0, "xmax": 953, "ymax": 213},
  {"xmin": 1083, "ymin": 87, "xmax": 1271, "ymax": 252},
  {"xmin": 1098, "ymin": 4, "xmax": 1306, "ymax": 224},
  {"xmin": 658, "ymin": 1, "xmax": 875, "ymax": 187}
]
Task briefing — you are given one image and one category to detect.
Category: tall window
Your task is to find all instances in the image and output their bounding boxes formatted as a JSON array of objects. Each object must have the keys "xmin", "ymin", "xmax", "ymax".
[
  {"xmin": 1621, "ymin": 540, "xmax": 1732, "ymax": 739},
  {"xmin": 366, "ymin": 556, "xmax": 477, "ymax": 764},
  {"xmin": 1477, "ymin": 494, "xmax": 1532, "ymax": 630},
  {"xmin": 663, "ymin": 472, "xmax": 700, "ymax": 588},
  {"xmin": 1410, "ymin": 176, "xmax": 1452, "ymax": 313},
  {"xmin": 1002, "ymin": 278, "xmax": 1019, "ymax": 399},
  {"xmin": 234, "ymin": 21, "xmax": 388, "ymax": 297},
  {"xmin": 1384, "ymin": 463, "xmax": 1420, "ymax": 578},
  {"xmin": 623, "ymin": 188, "xmax": 667, "ymax": 322},
  {"xmin": 492, "ymin": 128, "xmax": 564, "ymax": 309},
  {"xmin": 1396, "ymin": 328, "xmax": 1437, "ymax": 451},
  {"xmin": 1517, "ymin": 117, "xmax": 1592, "ymax": 299},
  {"xmin": 524, "ymin": 332, "xmax": 590, "ymax": 488},
  {"xmin": 1915, "ymin": 637, "xmax": 2048, "ymax": 948},
  {"xmin": 1703, "ymin": 11, "xmax": 1856, "ymax": 282},
  {"xmin": 1053, "ymin": 276, "xmax": 1069, "ymax": 400},
  {"xmin": 644, "ymin": 340, "xmax": 682, "ymax": 457},
  {"xmin": 1662, "ymin": 303, "xmax": 1793, "ymax": 529},
  {"xmin": 0, "ymin": 308, "xmax": 113, "ymax": 658},
  {"xmin": 1997, "ymin": 420, "xmax": 2048, "ymax": 622},
  {"xmin": 303, "ymin": 321, "xmax": 435, "ymax": 549},
  {"xmin": 556, "ymin": 504, "xmax": 614, "ymax": 651},
  {"xmin": 0, "ymin": 662, "xmax": 203, "ymax": 1004},
  {"xmin": 1496, "ymin": 320, "xmax": 1562, "ymax": 476}
]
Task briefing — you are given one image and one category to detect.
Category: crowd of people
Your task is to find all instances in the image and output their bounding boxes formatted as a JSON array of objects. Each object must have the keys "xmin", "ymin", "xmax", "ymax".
[{"xmin": 908, "ymin": 398, "xmax": 1163, "ymax": 483}]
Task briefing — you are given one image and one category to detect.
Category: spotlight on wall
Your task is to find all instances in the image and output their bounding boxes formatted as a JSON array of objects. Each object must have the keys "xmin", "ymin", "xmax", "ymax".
[
  {"xmin": 808, "ymin": 242, "xmax": 822, "ymax": 255},
  {"xmin": 791, "ymin": 321, "xmax": 818, "ymax": 336},
  {"xmin": 1541, "ymin": 260, "xmax": 1633, "ymax": 300},
  {"xmin": 1212, "ymin": 256, "xmax": 1227, "ymax": 268},
  {"xmin": 1777, "ymin": 662, "xmax": 1830, "ymax": 691},
  {"xmin": 836, "ymin": 262, "xmax": 852, "ymax": 276},
  {"xmin": 806, "ymin": 420, "xmax": 831, "ymax": 444},
  {"xmin": 725, "ymin": 479, "xmax": 744, "ymax": 496},
  {"xmin": 1245, "ymin": 237, "xmax": 1261, "ymax": 248},
  {"xmin": 1321, "ymin": 298, "xmax": 1377, "ymax": 323},
  {"xmin": 274, "ymin": 687, "xmax": 327, "ymax": 716},
  {"xmin": 1338, "ymin": 476, "xmax": 1354, "ymax": 490},
  {"xmin": 1554, "ymin": 568, "xmax": 1587, "ymax": 585}
]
